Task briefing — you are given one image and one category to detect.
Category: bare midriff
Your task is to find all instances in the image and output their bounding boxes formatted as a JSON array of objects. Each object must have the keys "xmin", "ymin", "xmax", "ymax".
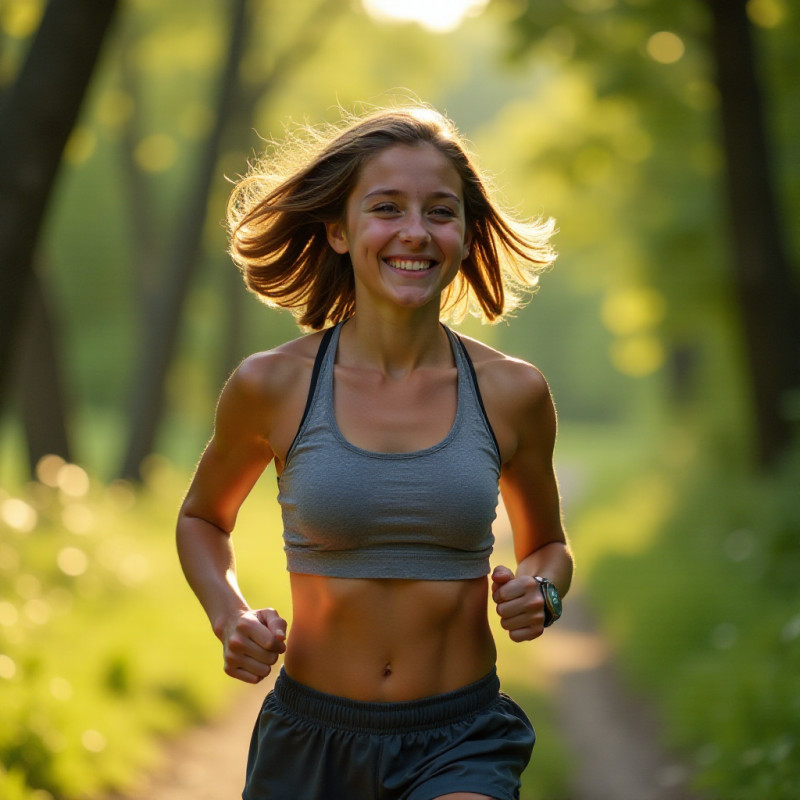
[{"xmin": 284, "ymin": 573, "xmax": 497, "ymax": 702}]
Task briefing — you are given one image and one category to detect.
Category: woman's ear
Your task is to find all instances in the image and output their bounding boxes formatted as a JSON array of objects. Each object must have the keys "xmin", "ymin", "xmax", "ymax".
[
  {"xmin": 325, "ymin": 221, "xmax": 349, "ymax": 254},
  {"xmin": 462, "ymin": 227, "xmax": 473, "ymax": 261}
]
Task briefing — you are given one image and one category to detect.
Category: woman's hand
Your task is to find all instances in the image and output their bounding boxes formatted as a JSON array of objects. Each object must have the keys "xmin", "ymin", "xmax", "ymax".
[
  {"xmin": 490, "ymin": 565, "xmax": 546, "ymax": 642},
  {"xmin": 218, "ymin": 607, "xmax": 287, "ymax": 684}
]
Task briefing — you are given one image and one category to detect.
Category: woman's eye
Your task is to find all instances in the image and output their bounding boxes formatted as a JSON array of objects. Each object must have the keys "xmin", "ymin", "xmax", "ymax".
[
  {"xmin": 430, "ymin": 206, "xmax": 456, "ymax": 218},
  {"xmin": 372, "ymin": 203, "xmax": 398, "ymax": 214}
]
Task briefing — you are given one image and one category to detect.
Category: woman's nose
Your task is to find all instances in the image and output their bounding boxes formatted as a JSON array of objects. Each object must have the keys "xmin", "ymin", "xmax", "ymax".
[{"xmin": 398, "ymin": 213, "xmax": 430, "ymax": 245}]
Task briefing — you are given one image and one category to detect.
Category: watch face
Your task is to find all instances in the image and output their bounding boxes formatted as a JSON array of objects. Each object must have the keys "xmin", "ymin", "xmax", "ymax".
[{"xmin": 545, "ymin": 583, "xmax": 562, "ymax": 616}]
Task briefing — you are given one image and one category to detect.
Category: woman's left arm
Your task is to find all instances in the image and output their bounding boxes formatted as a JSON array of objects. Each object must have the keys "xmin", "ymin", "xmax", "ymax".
[{"xmin": 491, "ymin": 361, "xmax": 574, "ymax": 641}]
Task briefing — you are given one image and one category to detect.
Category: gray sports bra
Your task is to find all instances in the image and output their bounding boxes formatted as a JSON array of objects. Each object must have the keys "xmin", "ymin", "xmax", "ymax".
[{"xmin": 277, "ymin": 321, "xmax": 501, "ymax": 580}]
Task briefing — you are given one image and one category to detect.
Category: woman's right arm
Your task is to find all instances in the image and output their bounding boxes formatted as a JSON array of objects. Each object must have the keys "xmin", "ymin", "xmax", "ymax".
[{"xmin": 176, "ymin": 356, "xmax": 287, "ymax": 684}]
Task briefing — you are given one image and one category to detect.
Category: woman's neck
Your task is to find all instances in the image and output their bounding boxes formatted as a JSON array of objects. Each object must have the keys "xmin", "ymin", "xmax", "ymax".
[{"xmin": 339, "ymin": 307, "xmax": 451, "ymax": 377}]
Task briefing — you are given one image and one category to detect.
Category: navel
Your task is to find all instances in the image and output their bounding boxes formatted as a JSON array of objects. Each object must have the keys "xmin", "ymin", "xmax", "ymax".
[{"xmin": 382, "ymin": 662, "xmax": 392, "ymax": 678}]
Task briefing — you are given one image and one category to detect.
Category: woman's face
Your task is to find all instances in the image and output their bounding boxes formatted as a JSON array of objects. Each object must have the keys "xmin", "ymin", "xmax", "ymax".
[{"xmin": 326, "ymin": 143, "xmax": 471, "ymax": 315}]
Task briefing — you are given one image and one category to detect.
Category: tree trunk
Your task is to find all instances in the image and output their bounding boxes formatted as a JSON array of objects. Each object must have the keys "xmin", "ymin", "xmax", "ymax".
[
  {"xmin": 118, "ymin": 0, "xmax": 249, "ymax": 480},
  {"xmin": 0, "ymin": 0, "xmax": 119, "ymax": 409},
  {"xmin": 219, "ymin": 261, "xmax": 248, "ymax": 388},
  {"xmin": 17, "ymin": 268, "xmax": 73, "ymax": 474},
  {"xmin": 118, "ymin": 19, "xmax": 162, "ymax": 318},
  {"xmin": 705, "ymin": 0, "xmax": 800, "ymax": 467}
]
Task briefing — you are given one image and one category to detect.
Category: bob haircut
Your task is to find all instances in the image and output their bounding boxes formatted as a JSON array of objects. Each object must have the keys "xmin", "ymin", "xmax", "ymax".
[{"xmin": 227, "ymin": 105, "xmax": 556, "ymax": 330}]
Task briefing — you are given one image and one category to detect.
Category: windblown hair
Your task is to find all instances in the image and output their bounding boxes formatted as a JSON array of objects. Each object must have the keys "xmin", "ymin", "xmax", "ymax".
[{"xmin": 227, "ymin": 105, "xmax": 556, "ymax": 329}]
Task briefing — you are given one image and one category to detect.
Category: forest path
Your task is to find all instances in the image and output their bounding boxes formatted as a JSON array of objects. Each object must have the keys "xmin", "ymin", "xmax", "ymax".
[
  {"xmin": 111, "ymin": 681, "xmax": 268, "ymax": 800},
  {"xmin": 532, "ymin": 592, "xmax": 697, "ymax": 799}
]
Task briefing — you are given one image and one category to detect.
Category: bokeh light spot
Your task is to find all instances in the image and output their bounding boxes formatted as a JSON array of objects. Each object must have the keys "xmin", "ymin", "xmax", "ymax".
[
  {"xmin": 50, "ymin": 677, "xmax": 74, "ymax": 701},
  {"xmin": 1, "ymin": 497, "xmax": 38, "ymax": 532},
  {"xmin": 24, "ymin": 597, "xmax": 51, "ymax": 625},
  {"xmin": 135, "ymin": 133, "xmax": 179, "ymax": 173},
  {"xmin": 695, "ymin": 743, "xmax": 721, "ymax": 766},
  {"xmin": 723, "ymin": 529, "xmax": 755, "ymax": 562},
  {"xmin": 81, "ymin": 729, "xmax": 107, "ymax": 753},
  {"xmin": 0, "ymin": 601, "xmax": 20, "ymax": 627},
  {"xmin": 2, "ymin": 0, "xmax": 43, "ymax": 39},
  {"xmin": 747, "ymin": 0, "xmax": 787, "ymax": 27},
  {"xmin": 57, "ymin": 547, "xmax": 89, "ymax": 577},
  {"xmin": 710, "ymin": 622, "xmax": 738, "ymax": 650},
  {"xmin": 117, "ymin": 553, "xmax": 151, "ymax": 586},
  {"xmin": 36, "ymin": 454, "xmax": 66, "ymax": 487},
  {"xmin": 781, "ymin": 614, "xmax": 800, "ymax": 643},
  {"xmin": 742, "ymin": 747, "xmax": 764, "ymax": 767},
  {"xmin": 57, "ymin": 464, "xmax": 91, "ymax": 498},
  {"xmin": 362, "ymin": 0, "xmax": 489, "ymax": 32},
  {"xmin": 647, "ymin": 31, "xmax": 685, "ymax": 64},
  {"xmin": 0, "ymin": 654, "xmax": 17, "ymax": 679}
]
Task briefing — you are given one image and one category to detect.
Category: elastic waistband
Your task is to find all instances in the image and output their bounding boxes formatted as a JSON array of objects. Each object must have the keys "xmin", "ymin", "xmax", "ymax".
[{"xmin": 273, "ymin": 668, "xmax": 500, "ymax": 734}]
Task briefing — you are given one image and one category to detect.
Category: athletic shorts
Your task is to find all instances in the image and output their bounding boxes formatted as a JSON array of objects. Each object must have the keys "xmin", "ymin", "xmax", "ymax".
[{"xmin": 242, "ymin": 667, "xmax": 535, "ymax": 800}]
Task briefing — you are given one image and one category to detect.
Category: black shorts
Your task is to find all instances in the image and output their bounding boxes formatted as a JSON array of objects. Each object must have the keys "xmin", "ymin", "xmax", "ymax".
[{"xmin": 243, "ymin": 667, "xmax": 535, "ymax": 800}]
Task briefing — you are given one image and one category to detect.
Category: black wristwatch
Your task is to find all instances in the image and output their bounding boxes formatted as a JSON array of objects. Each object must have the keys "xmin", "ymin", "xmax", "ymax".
[{"xmin": 534, "ymin": 577, "xmax": 562, "ymax": 627}]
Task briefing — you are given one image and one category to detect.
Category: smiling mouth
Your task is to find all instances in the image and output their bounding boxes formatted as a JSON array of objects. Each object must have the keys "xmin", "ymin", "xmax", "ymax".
[{"xmin": 384, "ymin": 258, "xmax": 435, "ymax": 272}]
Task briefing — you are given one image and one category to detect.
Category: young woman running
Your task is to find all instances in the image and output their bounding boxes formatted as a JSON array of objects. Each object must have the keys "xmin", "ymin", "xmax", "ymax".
[{"xmin": 177, "ymin": 104, "xmax": 573, "ymax": 800}]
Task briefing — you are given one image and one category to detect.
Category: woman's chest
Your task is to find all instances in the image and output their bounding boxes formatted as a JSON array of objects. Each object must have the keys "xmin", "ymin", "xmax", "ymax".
[{"xmin": 332, "ymin": 365, "xmax": 458, "ymax": 453}]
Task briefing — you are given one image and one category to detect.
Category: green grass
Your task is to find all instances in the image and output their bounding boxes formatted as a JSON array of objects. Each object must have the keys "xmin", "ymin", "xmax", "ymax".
[
  {"xmin": 0, "ymin": 457, "xmax": 288, "ymax": 799},
  {"xmin": 572, "ymin": 431, "xmax": 800, "ymax": 799}
]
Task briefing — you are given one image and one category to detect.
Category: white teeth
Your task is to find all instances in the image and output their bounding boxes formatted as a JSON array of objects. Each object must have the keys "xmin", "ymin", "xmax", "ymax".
[{"xmin": 386, "ymin": 259, "xmax": 433, "ymax": 272}]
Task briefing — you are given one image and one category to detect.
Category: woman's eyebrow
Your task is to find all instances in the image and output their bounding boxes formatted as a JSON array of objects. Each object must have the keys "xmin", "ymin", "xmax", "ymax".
[{"xmin": 363, "ymin": 188, "xmax": 462, "ymax": 204}]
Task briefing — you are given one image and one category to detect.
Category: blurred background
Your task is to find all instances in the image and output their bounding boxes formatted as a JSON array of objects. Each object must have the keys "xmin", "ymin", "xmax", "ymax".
[{"xmin": 1, "ymin": 0, "xmax": 798, "ymax": 798}]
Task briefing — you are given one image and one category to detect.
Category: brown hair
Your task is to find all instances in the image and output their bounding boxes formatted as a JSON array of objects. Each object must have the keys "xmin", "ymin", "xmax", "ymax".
[{"xmin": 227, "ymin": 105, "xmax": 556, "ymax": 329}]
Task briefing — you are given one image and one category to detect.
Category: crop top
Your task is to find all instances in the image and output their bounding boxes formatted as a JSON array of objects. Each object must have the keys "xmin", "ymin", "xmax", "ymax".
[{"xmin": 277, "ymin": 321, "xmax": 502, "ymax": 580}]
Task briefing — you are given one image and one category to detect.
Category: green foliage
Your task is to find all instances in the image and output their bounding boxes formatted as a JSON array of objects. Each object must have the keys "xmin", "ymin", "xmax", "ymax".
[
  {"xmin": 478, "ymin": 0, "xmax": 800, "ymax": 446},
  {"xmin": 578, "ymin": 436, "xmax": 800, "ymax": 799},
  {"xmin": 0, "ymin": 457, "xmax": 288, "ymax": 799}
]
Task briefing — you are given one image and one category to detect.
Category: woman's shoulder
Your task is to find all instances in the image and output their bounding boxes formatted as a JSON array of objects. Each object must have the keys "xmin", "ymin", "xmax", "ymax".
[
  {"xmin": 225, "ymin": 329, "xmax": 328, "ymax": 406},
  {"xmin": 456, "ymin": 333, "xmax": 550, "ymax": 402},
  {"xmin": 457, "ymin": 333, "xmax": 556, "ymax": 459}
]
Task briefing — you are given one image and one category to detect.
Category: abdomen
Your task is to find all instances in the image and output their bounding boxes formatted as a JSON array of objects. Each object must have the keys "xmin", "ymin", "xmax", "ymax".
[{"xmin": 284, "ymin": 574, "xmax": 497, "ymax": 701}]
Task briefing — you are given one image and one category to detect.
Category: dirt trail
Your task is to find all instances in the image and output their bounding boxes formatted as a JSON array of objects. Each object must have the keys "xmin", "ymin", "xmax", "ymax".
[
  {"xmin": 113, "ymin": 681, "xmax": 268, "ymax": 800},
  {"xmin": 534, "ymin": 593, "xmax": 697, "ymax": 800}
]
